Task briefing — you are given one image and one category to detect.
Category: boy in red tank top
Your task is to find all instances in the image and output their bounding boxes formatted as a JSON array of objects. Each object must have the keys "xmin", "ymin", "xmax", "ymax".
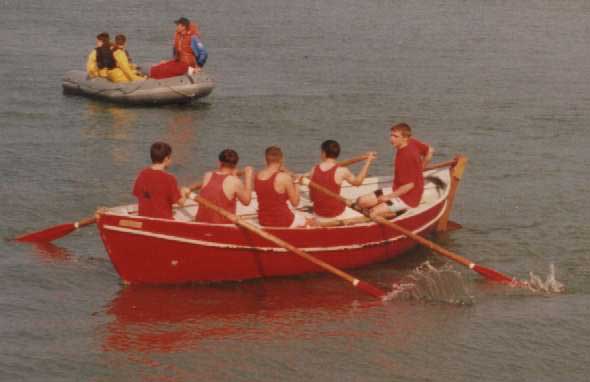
[
  {"xmin": 355, "ymin": 123, "xmax": 434, "ymax": 217},
  {"xmin": 255, "ymin": 146, "xmax": 307, "ymax": 228},
  {"xmin": 193, "ymin": 149, "xmax": 253, "ymax": 224},
  {"xmin": 306, "ymin": 140, "xmax": 376, "ymax": 220},
  {"xmin": 132, "ymin": 142, "xmax": 189, "ymax": 219}
]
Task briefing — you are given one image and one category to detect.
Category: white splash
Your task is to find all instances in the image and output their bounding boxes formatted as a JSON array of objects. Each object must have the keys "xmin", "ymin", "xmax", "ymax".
[
  {"xmin": 524, "ymin": 263, "xmax": 565, "ymax": 293},
  {"xmin": 385, "ymin": 262, "xmax": 474, "ymax": 305}
]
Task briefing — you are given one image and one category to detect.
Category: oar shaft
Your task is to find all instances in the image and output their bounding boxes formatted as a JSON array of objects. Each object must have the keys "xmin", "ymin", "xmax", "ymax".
[
  {"xmin": 193, "ymin": 194, "xmax": 385, "ymax": 298},
  {"xmin": 302, "ymin": 168, "xmax": 518, "ymax": 283},
  {"xmin": 372, "ymin": 216, "xmax": 471, "ymax": 267},
  {"xmin": 336, "ymin": 154, "xmax": 369, "ymax": 167},
  {"xmin": 304, "ymin": 177, "xmax": 472, "ymax": 267},
  {"xmin": 424, "ymin": 159, "xmax": 457, "ymax": 171},
  {"xmin": 76, "ymin": 216, "xmax": 97, "ymax": 228}
]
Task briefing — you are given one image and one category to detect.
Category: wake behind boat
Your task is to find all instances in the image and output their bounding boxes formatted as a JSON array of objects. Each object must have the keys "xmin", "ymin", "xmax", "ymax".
[
  {"xmin": 62, "ymin": 69, "xmax": 214, "ymax": 105},
  {"xmin": 96, "ymin": 164, "xmax": 458, "ymax": 285}
]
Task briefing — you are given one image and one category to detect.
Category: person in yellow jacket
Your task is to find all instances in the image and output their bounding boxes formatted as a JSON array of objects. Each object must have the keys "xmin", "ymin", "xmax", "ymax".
[
  {"xmin": 108, "ymin": 34, "xmax": 146, "ymax": 83},
  {"xmin": 86, "ymin": 32, "xmax": 114, "ymax": 78}
]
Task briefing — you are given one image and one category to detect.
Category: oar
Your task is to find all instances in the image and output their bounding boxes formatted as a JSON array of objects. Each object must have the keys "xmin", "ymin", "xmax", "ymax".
[
  {"xmin": 15, "ymin": 179, "xmax": 213, "ymax": 243},
  {"xmin": 14, "ymin": 215, "xmax": 97, "ymax": 243},
  {"xmin": 301, "ymin": 173, "xmax": 521, "ymax": 285},
  {"xmin": 192, "ymin": 194, "xmax": 387, "ymax": 299}
]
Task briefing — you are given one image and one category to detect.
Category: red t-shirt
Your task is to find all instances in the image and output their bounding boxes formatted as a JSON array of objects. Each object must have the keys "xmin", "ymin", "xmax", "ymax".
[
  {"xmin": 393, "ymin": 138, "xmax": 430, "ymax": 208},
  {"xmin": 132, "ymin": 167, "xmax": 181, "ymax": 219}
]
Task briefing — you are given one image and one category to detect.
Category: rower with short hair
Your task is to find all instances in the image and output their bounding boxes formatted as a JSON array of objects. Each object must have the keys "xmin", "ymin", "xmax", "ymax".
[
  {"xmin": 356, "ymin": 123, "xmax": 433, "ymax": 217},
  {"xmin": 194, "ymin": 149, "xmax": 253, "ymax": 224},
  {"xmin": 255, "ymin": 146, "xmax": 307, "ymax": 228},
  {"xmin": 306, "ymin": 140, "xmax": 376, "ymax": 220},
  {"xmin": 132, "ymin": 142, "xmax": 189, "ymax": 219}
]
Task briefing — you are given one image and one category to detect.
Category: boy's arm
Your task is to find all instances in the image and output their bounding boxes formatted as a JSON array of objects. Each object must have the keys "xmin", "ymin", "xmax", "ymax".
[
  {"xmin": 423, "ymin": 145, "xmax": 434, "ymax": 168},
  {"xmin": 281, "ymin": 173, "xmax": 300, "ymax": 207},
  {"xmin": 233, "ymin": 166, "xmax": 254, "ymax": 205},
  {"xmin": 342, "ymin": 151, "xmax": 376, "ymax": 186}
]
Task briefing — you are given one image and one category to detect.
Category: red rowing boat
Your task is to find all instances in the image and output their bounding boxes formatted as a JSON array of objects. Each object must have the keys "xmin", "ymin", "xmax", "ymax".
[{"xmin": 96, "ymin": 160, "xmax": 464, "ymax": 285}]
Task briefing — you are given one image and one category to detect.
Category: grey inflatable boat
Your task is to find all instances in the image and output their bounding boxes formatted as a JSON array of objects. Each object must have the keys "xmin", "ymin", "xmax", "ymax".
[{"xmin": 62, "ymin": 70, "xmax": 214, "ymax": 105}]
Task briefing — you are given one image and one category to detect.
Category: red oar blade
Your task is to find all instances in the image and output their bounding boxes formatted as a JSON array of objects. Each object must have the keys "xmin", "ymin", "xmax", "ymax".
[
  {"xmin": 472, "ymin": 264, "xmax": 518, "ymax": 284},
  {"xmin": 355, "ymin": 280, "xmax": 387, "ymax": 299},
  {"xmin": 446, "ymin": 220, "xmax": 463, "ymax": 231},
  {"xmin": 14, "ymin": 223, "xmax": 76, "ymax": 243}
]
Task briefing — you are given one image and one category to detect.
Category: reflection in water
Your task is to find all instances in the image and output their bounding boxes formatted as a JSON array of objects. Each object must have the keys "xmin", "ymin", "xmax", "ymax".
[
  {"xmin": 31, "ymin": 242, "xmax": 73, "ymax": 262},
  {"xmin": 161, "ymin": 113, "xmax": 197, "ymax": 168},
  {"xmin": 83, "ymin": 103, "xmax": 200, "ymax": 171},
  {"xmin": 84, "ymin": 103, "xmax": 138, "ymax": 164},
  {"xmin": 102, "ymin": 278, "xmax": 366, "ymax": 354}
]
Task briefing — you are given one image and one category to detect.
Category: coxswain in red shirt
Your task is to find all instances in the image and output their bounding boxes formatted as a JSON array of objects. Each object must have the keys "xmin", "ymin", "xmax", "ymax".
[
  {"xmin": 356, "ymin": 123, "xmax": 434, "ymax": 217},
  {"xmin": 305, "ymin": 140, "xmax": 376, "ymax": 220},
  {"xmin": 194, "ymin": 149, "xmax": 253, "ymax": 224},
  {"xmin": 255, "ymin": 146, "xmax": 307, "ymax": 228},
  {"xmin": 132, "ymin": 142, "xmax": 189, "ymax": 219}
]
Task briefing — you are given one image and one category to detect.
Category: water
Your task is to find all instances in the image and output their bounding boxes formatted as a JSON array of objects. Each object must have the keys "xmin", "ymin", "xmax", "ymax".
[{"xmin": 1, "ymin": 0, "xmax": 589, "ymax": 380}]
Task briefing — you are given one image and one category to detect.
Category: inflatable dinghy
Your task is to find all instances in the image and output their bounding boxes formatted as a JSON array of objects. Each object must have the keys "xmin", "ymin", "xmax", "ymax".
[{"xmin": 62, "ymin": 70, "xmax": 214, "ymax": 105}]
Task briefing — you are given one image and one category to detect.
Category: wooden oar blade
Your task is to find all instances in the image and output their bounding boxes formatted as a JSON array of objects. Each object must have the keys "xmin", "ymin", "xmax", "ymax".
[
  {"xmin": 14, "ymin": 223, "xmax": 76, "ymax": 243},
  {"xmin": 472, "ymin": 264, "xmax": 516, "ymax": 284},
  {"xmin": 356, "ymin": 280, "xmax": 387, "ymax": 298}
]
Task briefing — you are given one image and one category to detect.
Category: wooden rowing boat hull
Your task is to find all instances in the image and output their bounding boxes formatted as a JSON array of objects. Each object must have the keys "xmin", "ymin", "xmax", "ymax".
[{"xmin": 97, "ymin": 170, "xmax": 450, "ymax": 284}]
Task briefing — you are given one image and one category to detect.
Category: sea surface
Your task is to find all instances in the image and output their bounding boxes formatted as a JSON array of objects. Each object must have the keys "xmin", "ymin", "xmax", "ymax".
[{"xmin": 1, "ymin": 1, "xmax": 589, "ymax": 381}]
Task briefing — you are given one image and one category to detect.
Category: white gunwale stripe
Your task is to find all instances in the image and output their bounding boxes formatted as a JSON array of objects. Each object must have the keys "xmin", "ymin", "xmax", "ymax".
[{"xmin": 102, "ymin": 201, "xmax": 446, "ymax": 254}]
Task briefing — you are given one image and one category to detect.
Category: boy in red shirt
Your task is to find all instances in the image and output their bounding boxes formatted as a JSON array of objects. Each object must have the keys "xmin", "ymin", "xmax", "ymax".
[
  {"xmin": 132, "ymin": 142, "xmax": 189, "ymax": 219},
  {"xmin": 306, "ymin": 140, "xmax": 376, "ymax": 220},
  {"xmin": 255, "ymin": 146, "xmax": 306, "ymax": 227},
  {"xmin": 356, "ymin": 123, "xmax": 433, "ymax": 216},
  {"xmin": 194, "ymin": 148, "xmax": 254, "ymax": 224}
]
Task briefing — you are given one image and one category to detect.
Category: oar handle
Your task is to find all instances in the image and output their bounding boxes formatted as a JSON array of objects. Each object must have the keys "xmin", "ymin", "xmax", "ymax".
[
  {"xmin": 336, "ymin": 154, "xmax": 370, "ymax": 167},
  {"xmin": 424, "ymin": 159, "xmax": 457, "ymax": 171}
]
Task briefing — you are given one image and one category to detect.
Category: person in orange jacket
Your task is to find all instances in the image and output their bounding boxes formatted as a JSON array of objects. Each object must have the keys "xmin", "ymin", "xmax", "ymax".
[{"xmin": 149, "ymin": 17, "xmax": 208, "ymax": 79}]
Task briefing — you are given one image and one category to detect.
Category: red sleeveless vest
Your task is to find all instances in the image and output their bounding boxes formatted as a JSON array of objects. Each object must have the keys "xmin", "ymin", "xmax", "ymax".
[
  {"xmin": 195, "ymin": 172, "xmax": 236, "ymax": 224},
  {"xmin": 255, "ymin": 172, "xmax": 294, "ymax": 227},
  {"xmin": 309, "ymin": 164, "xmax": 346, "ymax": 217}
]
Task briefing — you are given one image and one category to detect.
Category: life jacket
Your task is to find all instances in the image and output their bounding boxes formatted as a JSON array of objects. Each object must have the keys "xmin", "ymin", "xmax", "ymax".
[
  {"xmin": 309, "ymin": 164, "xmax": 346, "ymax": 217},
  {"xmin": 195, "ymin": 172, "xmax": 236, "ymax": 224},
  {"xmin": 95, "ymin": 45, "xmax": 116, "ymax": 70},
  {"xmin": 174, "ymin": 22, "xmax": 200, "ymax": 67},
  {"xmin": 255, "ymin": 172, "xmax": 294, "ymax": 227}
]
